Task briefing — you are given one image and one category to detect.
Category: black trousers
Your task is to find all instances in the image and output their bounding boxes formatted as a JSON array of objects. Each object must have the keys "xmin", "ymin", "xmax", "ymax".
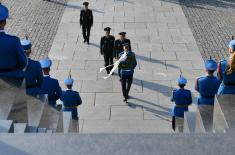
[
  {"xmin": 172, "ymin": 116, "xmax": 175, "ymax": 131},
  {"xmin": 121, "ymin": 74, "xmax": 133, "ymax": 99},
  {"xmin": 82, "ymin": 25, "xmax": 91, "ymax": 43},
  {"xmin": 104, "ymin": 54, "xmax": 113, "ymax": 74}
]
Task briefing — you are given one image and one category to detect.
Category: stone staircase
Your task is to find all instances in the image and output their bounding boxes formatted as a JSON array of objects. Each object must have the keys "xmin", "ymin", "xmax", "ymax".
[{"xmin": 0, "ymin": 79, "xmax": 79, "ymax": 133}]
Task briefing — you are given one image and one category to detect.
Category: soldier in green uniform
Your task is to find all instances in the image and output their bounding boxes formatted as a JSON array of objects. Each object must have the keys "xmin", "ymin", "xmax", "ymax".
[
  {"xmin": 118, "ymin": 43, "xmax": 137, "ymax": 102},
  {"xmin": 100, "ymin": 27, "xmax": 115, "ymax": 74}
]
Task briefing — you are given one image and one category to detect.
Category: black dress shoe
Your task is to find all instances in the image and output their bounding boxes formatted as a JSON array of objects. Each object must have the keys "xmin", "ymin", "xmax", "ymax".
[
  {"xmin": 84, "ymin": 39, "xmax": 86, "ymax": 43},
  {"xmin": 123, "ymin": 98, "xmax": 127, "ymax": 102}
]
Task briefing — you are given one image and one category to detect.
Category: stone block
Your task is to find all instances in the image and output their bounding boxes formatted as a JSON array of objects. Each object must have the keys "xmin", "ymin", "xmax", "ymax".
[
  {"xmin": 198, "ymin": 105, "xmax": 214, "ymax": 132},
  {"xmin": 184, "ymin": 112, "xmax": 206, "ymax": 133},
  {"xmin": 79, "ymin": 106, "xmax": 110, "ymax": 120},
  {"xmin": 213, "ymin": 95, "xmax": 235, "ymax": 133},
  {"xmin": 13, "ymin": 123, "xmax": 27, "ymax": 133},
  {"xmin": 0, "ymin": 120, "xmax": 13, "ymax": 133}
]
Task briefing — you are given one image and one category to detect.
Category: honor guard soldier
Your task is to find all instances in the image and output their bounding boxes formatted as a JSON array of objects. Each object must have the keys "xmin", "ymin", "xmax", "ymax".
[
  {"xmin": 39, "ymin": 58, "xmax": 62, "ymax": 108},
  {"xmin": 60, "ymin": 76, "xmax": 82, "ymax": 120},
  {"xmin": 100, "ymin": 27, "xmax": 115, "ymax": 74},
  {"xmin": 119, "ymin": 43, "xmax": 137, "ymax": 102},
  {"xmin": 170, "ymin": 76, "xmax": 192, "ymax": 132},
  {"xmin": 195, "ymin": 58, "xmax": 220, "ymax": 105},
  {"xmin": 80, "ymin": 2, "xmax": 93, "ymax": 45},
  {"xmin": 217, "ymin": 41, "xmax": 235, "ymax": 94},
  {"xmin": 0, "ymin": 4, "xmax": 27, "ymax": 78},
  {"xmin": 21, "ymin": 39, "xmax": 43, "ymax": 96}
]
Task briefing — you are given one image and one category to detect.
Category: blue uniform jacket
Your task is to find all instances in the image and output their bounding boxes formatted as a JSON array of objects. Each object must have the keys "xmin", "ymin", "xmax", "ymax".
[
  {"xmin": 25, "ymin": 58, "xmax": 43, "ymax": 95},
  {"xmin": 218, "ymin": 71, "xmax": 235, "ymax": 95},
  {"xmin": 119, "ymin": 51, "xmax": 137, "ymax": 76},
  {"xmin": 195, "ymin": 76, "xmax": 221, "ymax": 105},
  {"xmin": 0, "ymin": 31, "xmax": 27, "ymax": 78},
  {"xmin": 60, "ymin": 90, "xmax": 82, "ymax": 118},
  {"xmin": 40, "ymin": 76, "xmax": 62, "ymax": 107},
  {"xmin": 170, "ymin": 89, "xmax": 192, "ymax": 117},
  {"xmin": 217, "ymin": 60, "xmax": 228, "ymax": 81}
]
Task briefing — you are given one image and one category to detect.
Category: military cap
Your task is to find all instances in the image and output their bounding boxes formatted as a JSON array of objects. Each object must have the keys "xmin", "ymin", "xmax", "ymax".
[
  {"xmin": 205, "ymin": 59, "xmax": 217, "ymax": 71},
  {"xmin": 21, "ymin": 39, "xmax": 32, "ymax": 52},
  {"xmin": 104, "ymin": 27, "xmax": 111, "ymax": 31},
  {"xmin": 64, "ymin": 77, "xmax": 74, "ymax": 85},
  {"xmin": 178, "ymin": 75, "xmax": 187, "ymax": 85},
  {"xmin": 123, "ymin": 43, "xmax": 130, "ymax": 47},
  {"xmin": 229, "ymin": 40, "xmax": 235, "ymax": 50},
  {"xmin": 40, "ymin": 58, "xmax": 52, "ymax": 69},
  {"xmin": 119, "ymin": 32, "xmax": 126, "ymax": 35},
  {"xmin": 83, "ymin": 2, "xmax": 89, "ymax": 6},
  {"xmin": 0, "ymin": 4, "xmax": 9, "ymax": 21}
]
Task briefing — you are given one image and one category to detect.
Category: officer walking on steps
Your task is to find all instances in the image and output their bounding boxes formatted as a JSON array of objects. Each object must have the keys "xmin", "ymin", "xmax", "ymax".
[
  {"xmin": 80, "ymin": 2, "xmax": 93, "ymax": 45},
  {"xmin": 114, "ymin": 32, "xmax": 132, "ymax": 59},
  {"xmin": 21, "ymin": 39, "xmax": 43, "ymax": 96},
  {"xmin": 170, "ymin": 75, "xmax": 192, "ymax": 132},
  {"xmin": 39, "ymin": 58, "xmax": 62, "ymax": 108},
  {"xmin": 60, "ymin": 76, "xmax": 82, "ymax": 120},
  {"xmin": 0, "ymin": 4, "xmax": 27, "ymax": 79},
  {"xmin": 119, "ymin": 43, "xmax": 137, "ymax": 102},
  {"xmin": 195, "ymin": 58, "xmax": 220, "ymax": 105},
  {"xmin": 100, "ymin": 27, "xmax": 115, "ymax": 74}
]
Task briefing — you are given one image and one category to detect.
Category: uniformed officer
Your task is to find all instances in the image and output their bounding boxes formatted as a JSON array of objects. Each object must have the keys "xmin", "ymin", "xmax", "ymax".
[
  {"xmin": 114, "ymin": 32, "xmax": 132, "ymax": 59},
  {"xmin": 80, "ymin": 2, "xmax": 93, "ymax": 45},
  {"xmin": 0, "ymin": 4, "xmax": 27, "ymax": 78},
  {"xmin": 195, "ymin": 58, "xmax": 221, "ymax": 105},
  {"xmin": 21, "ymin": 39, "xmax": 43, "ymax": 96},
  {"xmin": 119, "ymin": 43, "xmax": 137, "ymax": 102},
  {"xmin": 114, "ymin": 32, "xmax": 132, "ymax": 79},
  {"xmin": 100, "ymin": 27, "xmax": 115, "ymax": 74},
  {"xmin": 217, "ymin": 47, "xmax": 235, "ymax": 95},
  {"xmin": 170, "ymin": 76, "xmax": 192, "ymax": 131},
  {"xmin": 217, "ymin": 39, "xmax": 235, "ymax": 82},
  {"xmin": 60, "ymin": 76, "xmax": 82, "ymax": 120},
  {"xmin": 39, "ymin": 58, "xmax": 62, "ymax": 108}
]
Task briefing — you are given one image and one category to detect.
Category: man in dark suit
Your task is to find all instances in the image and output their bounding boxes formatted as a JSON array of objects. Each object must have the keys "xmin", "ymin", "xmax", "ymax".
[{"xmin": 80, "ymin": 2, "xmax": 93, "ymax": 45}]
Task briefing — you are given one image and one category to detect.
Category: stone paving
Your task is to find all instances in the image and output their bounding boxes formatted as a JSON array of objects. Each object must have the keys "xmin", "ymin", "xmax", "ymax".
[
  {"xmin": 172, "ymin": 0, "xmax": 235, "ymax": 61},
  {"xmin": 48, "ymin": 0, "xmax": 204, "ymax": 133},
  {"xmin": 3, "ymin": 0, "xmax": 67, "ymax": 60}
]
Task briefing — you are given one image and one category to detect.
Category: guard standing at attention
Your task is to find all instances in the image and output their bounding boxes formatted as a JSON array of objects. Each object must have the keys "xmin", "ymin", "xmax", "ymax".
[
  {"xmin": 39, "ymin": 58, "xmax": 62, "ymax": 108},
  {"xmin": 195, "ymin": 58, "xmax": 221, "ymax": 105},
  {"xmin": 0, "ymin": 4, "xmax": 27, "ymax": 78},
  {"xmin": 217, "ymin": 46, "xmax": 235, "ymax": 95},
  {"xmin": 21, "ymin": 39, "xmax": 43, "ymax": 96},
  {"xmin": 119, "ymin": 43, "xmax": 137, "ymax": 102},
  {"xmin": 170, "ymin": 75, "xmax": 192, "ymax": 131},
  {"xmin": 60, "ymin": 76, "xmax": 82, "ymax": 120},
  {"xmin": 100, "ymin": 27, "xmax": 115, "ymax": 74},
  {"xmin": 80, "ymin": 2, "xmax": 93, "ymax": 45},
  {"xmin": 217, "ymin": 39, "xmax": 235, "ymax": 81}
]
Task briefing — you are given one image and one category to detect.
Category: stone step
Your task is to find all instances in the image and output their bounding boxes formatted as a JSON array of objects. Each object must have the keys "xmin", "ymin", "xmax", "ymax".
[
  {"xmin": 0, "ymin": 120, "xmax": 14, "ymax": 133},
  {"xmin": 38, "ymin": 128, "xmax": 47, "ymax": 133},
  {"xmin": 80, "ymin": 120, "xmax": 172, "ymax": 133},
  {"xmin": 13, "ymin": 123, "xmax": 27, "ymax": 133},
  {"xmin": 0, "ymin": 133, "xmax": 234, "ymax": 155},
  {"xmin": 26, "ymin": 126, "xmax": 38, "ymax": 133}
]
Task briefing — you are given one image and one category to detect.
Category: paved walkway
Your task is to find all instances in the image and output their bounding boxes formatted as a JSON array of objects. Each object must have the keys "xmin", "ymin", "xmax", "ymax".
[{"xmin": 49, "ymin": 0, "xmax": 204, "ymax": 133}]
